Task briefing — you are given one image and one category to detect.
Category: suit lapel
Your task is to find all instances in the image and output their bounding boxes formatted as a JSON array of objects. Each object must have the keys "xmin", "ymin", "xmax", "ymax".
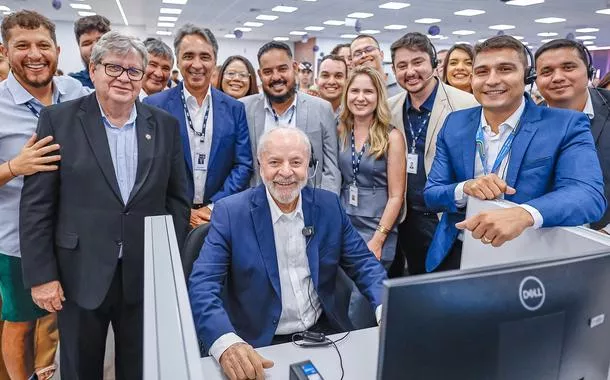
[
  {"xmin": 296, "ymin": 95, "xmax": 308, "ymax": 132},
  {"xmin": 127, "ymin": 102, "xmax": 155, "ymax": 206},
  {"xmin": 462, "ymin": 111, "xmax": 479, "ymax": 179},
  {"xmin": 78, "ymin": 94, "xmax": 123, "ymax": 205},
  {"xmin": 251, "ymin": 186, "xmax": 281, "ymax": 299},
  {"xmin": 254, "ymin": 95, "xmax": 266, "ymax": 148},
  {"xmin": 425, "ymin": 84, "xmax": 449, "ymax": 156},
  {"xmin": 505, "ymin": 100, "xmax": 541, "ymax": 188},
  {"xmin": 206, "ymin": 88, "xmax": 224, "ymax": 193},
  {"xmin": 590, "ymin": 89, "xmax": 610, "ymax": 143},
  {"xmin": 302, "ymin": 189, "xmax": 319, "ymax": 288}
]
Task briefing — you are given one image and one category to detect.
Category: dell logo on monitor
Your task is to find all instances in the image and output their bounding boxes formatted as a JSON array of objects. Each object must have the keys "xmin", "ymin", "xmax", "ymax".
[{"xmin": 519, "ymin": 276, "xmax": 546, "ymax": 311}]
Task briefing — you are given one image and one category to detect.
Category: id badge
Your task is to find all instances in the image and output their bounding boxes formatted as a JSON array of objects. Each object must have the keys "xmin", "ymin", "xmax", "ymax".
[
  {"xmin": 349, "ymin": 183, "xmax": 359, "ymax": 207},
  {"xmin": 194, "ymin": 153, "xmax": 207, "ymax": 172},
  {"xmin": 407, "ymin": 153, "xmax": 418, "ymax": 174}
]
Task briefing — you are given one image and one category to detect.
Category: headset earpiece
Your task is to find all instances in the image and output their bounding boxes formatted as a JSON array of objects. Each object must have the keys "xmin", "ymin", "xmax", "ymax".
[
  {"xmin": 522, "ymin": 43, "xmax": 537, "ymax": 85},
  {"xmin": 430, "ymin": 41, "xmax": 438, "ymax": 69},
  {"xmin": 580, "ymin": 43, "xmax": 596, "ymax": 80}
]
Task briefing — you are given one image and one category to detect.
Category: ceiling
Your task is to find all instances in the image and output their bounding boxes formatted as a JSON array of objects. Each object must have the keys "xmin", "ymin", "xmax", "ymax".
[{"xmin": 2, "ymin": 0, "xmax": 610, "ymax": 49}]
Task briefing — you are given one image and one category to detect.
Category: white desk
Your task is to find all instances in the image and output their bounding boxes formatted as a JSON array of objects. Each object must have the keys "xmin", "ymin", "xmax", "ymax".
[{"xmin": 200, "ymin": 327, "xmax": 379, "ymax": 379}]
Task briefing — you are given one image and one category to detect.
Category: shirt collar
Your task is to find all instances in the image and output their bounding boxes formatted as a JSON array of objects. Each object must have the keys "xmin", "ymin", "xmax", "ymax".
[
  {"xmin": 265, "ymin": 187, "xmax": 303, "ymax": 224},
  {"xmin": 480, "ymin": 96, "xmax": 526, "ymax": 133},
  {"xmin": 6, "ymin": 71, "xmax": 65, "ymax": 105},
  {"xmin": 264, "ymin": 93, "xmax": 298, "ymax": 116},
  {"xmin": 183, "ymin": 84, "xmax": 212, "ymax": 108},
  {"xmin": 405, "ymin": 79, "xmax": 439, "ymax": 113},
  {"xmin": 97, "ymin": 96, "xmax": 138, "ymax": 128},
  {"xmin": 584, "ymin": 89, "xmax": 595, "ymax": 120}
]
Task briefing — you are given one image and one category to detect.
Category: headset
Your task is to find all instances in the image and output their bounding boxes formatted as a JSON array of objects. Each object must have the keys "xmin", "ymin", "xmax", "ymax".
[
  {"xmin": 522, "ymin": 42, "xmax": 537, "ymax": 86},
  {"xmin": 428, "ymin": 39, "xmax": 439, "ymax": 69},
  {"xmin": 578, "ymin": 42, "xmax": 596, "ymax": 81}
]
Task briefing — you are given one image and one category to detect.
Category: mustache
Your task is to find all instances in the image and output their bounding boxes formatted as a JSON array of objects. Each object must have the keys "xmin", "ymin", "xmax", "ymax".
[{"xmin": 269, "ymin": 79, "xmax": 287, "ymax": 87}]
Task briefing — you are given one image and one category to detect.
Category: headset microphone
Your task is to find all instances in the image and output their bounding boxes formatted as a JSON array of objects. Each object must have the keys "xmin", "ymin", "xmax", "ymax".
[{"xmin": 302, "ymin": 226, "xmax": 314, "ymax": 237}]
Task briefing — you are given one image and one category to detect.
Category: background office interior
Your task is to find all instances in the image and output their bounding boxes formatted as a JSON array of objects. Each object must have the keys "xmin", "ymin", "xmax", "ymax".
[{"xmin": 3, "ymin": 0, "xmax": 610, "ymax": 80}]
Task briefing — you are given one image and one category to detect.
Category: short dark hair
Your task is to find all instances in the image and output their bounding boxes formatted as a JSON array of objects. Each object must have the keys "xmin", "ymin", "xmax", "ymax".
[
  {"xmin": 442, "ymin": 43, "xmax": 474, "ymax": 83},
  {"xmin": 2, "ymin": 10, "xmax": 57, "ymax": 45},
  {"xmin": 257, "ymin": 41, "xmax": 293, "ymax": 63},
  {"xmin": 535, "ymin": 39, "xmax": 589, "ymax": 67},
  {"xmin": 318, "ymin": 54, "xmax": 348, "ymax": 76},
  {"xmin": 331, "ymin": 43, "xmax": 350, "ymax": 55},
  {"xmin": 351, "ymin": 34, "xmax": 380, "ymax": 49},
  {"xmin": 218, "ymin": 55, "xmax": 259, "ymax": 97},
  {"xmin": 143, "ymin": 37, "xmax": 174, "ymax": 66},
  {"xmin": 390, "ymin": 32, "xmax": 436, "ymax": 65},
  {"xmin": 73, "ymin": 15, "xmax": 110, "ymax": 43},
  {"xmin": 473, "ymin": 35, "xmax": 528, "ymax": 69},
  {"xmin": 174, "ymin": 24, "xmax": 218, "ymax": 59}
]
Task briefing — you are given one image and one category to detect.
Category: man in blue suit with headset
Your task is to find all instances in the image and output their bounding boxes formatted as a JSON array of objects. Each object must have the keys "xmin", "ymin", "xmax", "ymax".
[
  {"xmin": 144, "ymin": 24, "xmax": 252, "ymax": 228},
  {"xmin": 424, "ymin": 35, "xmax": 606, "ymax": 272},
  {"xmin": 189, "ymin": 126, "xmax": 387, "ymax": 380}
]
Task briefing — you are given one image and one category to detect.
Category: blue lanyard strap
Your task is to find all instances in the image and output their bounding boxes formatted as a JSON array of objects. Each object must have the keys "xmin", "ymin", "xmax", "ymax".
[
  {"xmin": 350, "ymin": 129, "xmax": 367, "ymax": 183},
  {"xmin": 406, "ymin": 109, "xmax": 431, "ymax": 154},
  {"xmin": 181, "ymin": 91, "xmax": 210, "ymax": 143},
  {"xmin": 268, "ymin": 97, "xmax": 296, "ymax": 125},
  {"xmin": 24, "ymin": 94, "xmax": 61, "ymax": 119},
  {"xmin": 476, "ymin": 119, "xmax": 520, "ymax": 176}
]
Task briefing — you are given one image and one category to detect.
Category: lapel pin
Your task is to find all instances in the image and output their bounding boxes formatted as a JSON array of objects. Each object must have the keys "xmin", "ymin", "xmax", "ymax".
[{"xmin": 145, "ymin": 134, "xmax": 151, "ymax": 140}]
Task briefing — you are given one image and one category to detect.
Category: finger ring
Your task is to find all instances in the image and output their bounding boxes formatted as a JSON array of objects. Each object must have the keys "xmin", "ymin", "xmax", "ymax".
[{"xmin": 481, "ymin": 236, "xmax": 492, "ymax": 244}]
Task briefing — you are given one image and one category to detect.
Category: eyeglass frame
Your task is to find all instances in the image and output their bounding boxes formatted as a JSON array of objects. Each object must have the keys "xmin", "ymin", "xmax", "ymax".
[
  {"xmin": 352, "ymin": 45, "xmax": 379, "ymax": 59},
  {"xmin": 223, "ymin": 71, "xmax": 251, "ymax": 81},
  {"xmin": 99, "ymin": 62, "xmax": 145, "ymax": 81}
]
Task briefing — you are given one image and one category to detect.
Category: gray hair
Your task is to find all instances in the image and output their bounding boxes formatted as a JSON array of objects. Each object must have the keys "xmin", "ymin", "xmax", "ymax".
[
  {"xmin": 173, "ymin": 24, "xmax": 218, "ymax": 59},
  {"xmin": 257, "ymin": 126, "xmax": 312, "ymax": 161},
  {"xmin": 143, "ymin": 37, "xmax": 174, "ymax": 66},
  {"xmin": 90, "ymin": 31, "xmax": 148, "ymax": 69}
]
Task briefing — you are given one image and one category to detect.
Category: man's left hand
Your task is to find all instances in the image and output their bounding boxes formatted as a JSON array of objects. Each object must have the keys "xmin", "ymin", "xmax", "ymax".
[
  {"xmin": 190, "ymin": 206, "xmax": 212, "ymax": 228},
  {"xmin": 455, "ymin": 207, "xmax": 534, "ymax": 247}
]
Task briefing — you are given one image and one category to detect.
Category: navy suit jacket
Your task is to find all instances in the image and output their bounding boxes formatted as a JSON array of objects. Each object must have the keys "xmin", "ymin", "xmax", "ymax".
[
  {"xmin": 144, "ymin": 84, "xmax": 253, "ymax": 204},
  {"xmin": 424, "ymin": 95, "xmax": 606, "ymax": 272},
  {"xmin": 188, "ymin": 185, "xmax": 387, "ymax": 350}
]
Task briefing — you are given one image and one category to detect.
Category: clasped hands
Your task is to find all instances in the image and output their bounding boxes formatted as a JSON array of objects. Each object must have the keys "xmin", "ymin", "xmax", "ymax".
[{"xmin": 456, "ymin": 174, "xmax": 534, "ymax": 247}]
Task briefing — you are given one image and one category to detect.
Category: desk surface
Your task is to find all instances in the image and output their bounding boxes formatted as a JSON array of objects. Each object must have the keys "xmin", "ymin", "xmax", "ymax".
[{"xmin": 201, "ymin": 327, "xmax": 379, "ymax": 379}]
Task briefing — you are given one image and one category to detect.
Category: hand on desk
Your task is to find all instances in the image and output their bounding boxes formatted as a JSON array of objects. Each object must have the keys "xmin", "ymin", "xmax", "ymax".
[
  {"xmin": 190, "ymin": 207, "xmax": 211, "ymax": 228},
  {"xmin": 464, "ymin": 174, "xmax": 516, "ymax": 200},
  {"xmin": 456, "ymin": 207, "xmax": 534, "ymax": 247},
  {"xmin": 219, "ymin": 342, "xmax": 274, "ymax": 380}
]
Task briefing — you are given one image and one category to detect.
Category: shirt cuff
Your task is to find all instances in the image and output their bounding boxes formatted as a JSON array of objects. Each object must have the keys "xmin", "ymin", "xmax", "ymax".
[
  {"xmin": 207, "ymin": 203, "xmax": 214, "ymax": 211},
  {"xmin": 209, "ymin": 333, "xmax": 245, "ymax": 363},
  {"xmin": 602, "ymin": 224, "xmax": 610, "ymax": 234},
  {"xmin": 375, "ymin": 305, "xmax": 383, "ymax": 325},
  {"xmin": 454, "ymin": 181, "xmax": 468, "ymax": 208},
  {"xmin": 519, "ymin": 204, "xmax": 543, "ymax": 229}
]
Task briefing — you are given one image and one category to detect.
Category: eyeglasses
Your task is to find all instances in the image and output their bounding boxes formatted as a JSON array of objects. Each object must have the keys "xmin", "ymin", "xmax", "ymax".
[
  {"xmin": 100, "ymin": 62, "xmax": 144, "ymax": 81},
  {"xmin": 224, "ymin": 71, "xmax": 250, "ymax": 80},
  {"xmin": 352, "ymin": 46, "xmax": 379, "ymax": 59}
]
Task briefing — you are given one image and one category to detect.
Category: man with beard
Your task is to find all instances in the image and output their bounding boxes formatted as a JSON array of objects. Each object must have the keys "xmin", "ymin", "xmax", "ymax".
[
  {"xmin": 0, "ymin": 11, "xmax": 89, "ymax": 380},
  {"xmin": 68, "ymin": 15, "xmax": 110, "ymax": 89},
  {"xmin": 188, "ymin": 126, "xmax": 387, "ymax": 380},
  {"xmin": 241, "ymin": 41, "xmax": 340, "ymax": 194},
  {"xmin": 315, "ymin": 54, "xmax": 347, "ymax": 121},
  {"xmin": 139, "ymin": 38, "xmax": 173, "ymax": 99},
  {"xmin": 534, "ymin": 39, "xmax": 610, "ymax": 234},
  {"xmin": 387, "ymin": 32, "xmax": 477, "ymax": 276},
  {"xmin": 145, "ymin": 25, "xmax": 253, "ymax": 228}
]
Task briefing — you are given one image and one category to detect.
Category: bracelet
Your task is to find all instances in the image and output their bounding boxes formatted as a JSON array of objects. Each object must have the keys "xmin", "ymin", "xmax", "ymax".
[
  {"xmin": 7, "ymin": 160, "xmax": 17, "ymax": 178},
  {"xmin": 376, "ymin": 224, "xmax": 390, "ymax": 235}
]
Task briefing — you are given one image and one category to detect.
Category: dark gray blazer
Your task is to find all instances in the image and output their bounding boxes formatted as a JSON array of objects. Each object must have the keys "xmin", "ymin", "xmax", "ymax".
[
  {"xmin": 240, "ymin": 92, "xmax": 340, "ymax": 194},
  {"xmin": 590, "ymin": 87, "xmax": 610, "ymax": 230},
  {"xmin": 19, "ymin": 93, "xmax": 190, "ymax": 309}
]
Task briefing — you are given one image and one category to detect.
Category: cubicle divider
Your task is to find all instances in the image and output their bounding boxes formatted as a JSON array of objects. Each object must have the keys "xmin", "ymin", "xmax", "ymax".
[{"xmin": 143, "ymin": 215, "xmax": 204, "ymax": 379}]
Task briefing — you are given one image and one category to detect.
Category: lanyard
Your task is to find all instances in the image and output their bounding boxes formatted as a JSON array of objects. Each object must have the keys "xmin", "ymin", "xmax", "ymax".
[
  {"xmin": 24, "ymin": 95, "xmax": 61, "ymax": 119},
  {"xmin": 405, "ymin": 109, "xmax": 430, "ymax": 154},
  {"xmin": 181, "ymin": 91, "xmax": 210, "ymax": 143},
  {"xmin": 351, "ymin": 129, "xmax": 367, "ymax": 184},
  {"xmin": 268, "ymin": 98, "xmax": 296, "ymax": 125},
  {"xmin": 476, "ymin": 119, "xmax": 521, "ymax": 176}
]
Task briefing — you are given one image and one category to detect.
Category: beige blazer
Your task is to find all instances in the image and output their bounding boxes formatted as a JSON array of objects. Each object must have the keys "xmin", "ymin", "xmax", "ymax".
[{"xmin": 388, "ymin": 82, "xmax": 478, "ymax": 219}]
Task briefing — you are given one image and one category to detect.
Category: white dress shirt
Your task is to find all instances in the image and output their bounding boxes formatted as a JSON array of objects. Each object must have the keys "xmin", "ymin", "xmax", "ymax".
[
  {"xmin": 454, "ymin": 97, "xmax": 544, "ymax": 228},
  {"xmin": 208, "ymin": 189, "xmax": 322, "ymax": 362},
  {"xmin": 264, "ymin": 94, "xmax": 298, "ymax": 131},
  {"xmin": 184, "ymin": 85, "xmax": 214, "ymax": 204}
]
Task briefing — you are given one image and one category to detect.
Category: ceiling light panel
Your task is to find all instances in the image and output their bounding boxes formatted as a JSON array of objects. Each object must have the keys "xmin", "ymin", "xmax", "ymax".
[
  {"xmin": 384, "ymin": 24, "xmax": 407, "ymax": 30},
  {"xmin": 323, "ymin": 20, "xmax": 345, "ymax": 26},
  {"xmin": 290, "ymin": 31, "xmax": 307, "ymax": 35},
  {"xmin": 158, "ymin": 16, "xmax": 178, "ymax": 21},
  {"xmin": 576, "ymin": 28, "xmax": 599, "ymax": 33},
  {"xmin": 535, "ymin": 17, "xmax": 566, "ymax": 23},
  {"xmin": 304, "ymin": 26, "xmax": 324, "ymax": 31},
  {"xmin": 454, "ymin": 9, "xmax": 485, "ymax": 16},
  {"xmin": 489, "ymin": 24, "xmax": 516, "ymax": 30},
  {"xmin": 505, "ymin": 0, "xmax": 544, "ymax": 6},
  {"xmin": 453, "ymin": 30, "xmax": 476, "ymax": 35},
  {"xmin": 347, "ymin": 12, "xmax": 374, "ymax": 18},
  {"xmin": 157, "ymin": 22, "xmax": 175, "ymax": 27},
  {"xmin": 415, "ymin": 18, "xmax": 441, "ymax": 24},
  {"xmin": 244, "ymin": 22, "xmax": 263, "ymax": 27},
  {"xmin": 379, "ymin": 2, "xmax": 410, "ymax": 10},
  {"xmin": 256, "ymin": 14, "xmax": 279, "ymax": 20},
  {"xmin": 273, "ymin": 36, "xmax": 290, "ymax": 41},
  {"xmin": 160, "ymin": 8, "xmax": 182, "ymax": 14},
  {"xmin": 537, "ymin": 32, "xmax": 558, "ymax": 36},
  {"xmin": 272, "ymin": 6, "xmax": 298, "ymax": 13},
  {"xmin": 70, "ymin": 3, "xmax": 92, "ymax": 10},
  {"xmin": 162, "ymin": 0, "xmax": 188, "ymax": 4}
]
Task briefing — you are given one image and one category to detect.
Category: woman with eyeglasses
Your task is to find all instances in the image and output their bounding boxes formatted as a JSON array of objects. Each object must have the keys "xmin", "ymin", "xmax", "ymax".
[{"xmin": 218, "ymin": 55, "xmax": 258, "ymax": 99}]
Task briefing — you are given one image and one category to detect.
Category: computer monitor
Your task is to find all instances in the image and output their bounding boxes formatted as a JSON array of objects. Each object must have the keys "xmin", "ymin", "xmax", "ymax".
[{"xmin": 377, "ymin": 252, "xmax": 610, "ymax": 380}]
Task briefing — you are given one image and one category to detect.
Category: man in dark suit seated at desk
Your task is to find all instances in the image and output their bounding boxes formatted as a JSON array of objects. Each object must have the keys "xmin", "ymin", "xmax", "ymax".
[{"xmin": 188, "ymin": 126, "xmax": 387, "ymax": 380}]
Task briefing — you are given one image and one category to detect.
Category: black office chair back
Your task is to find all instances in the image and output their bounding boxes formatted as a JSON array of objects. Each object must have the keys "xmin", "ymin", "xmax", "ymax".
[{"xmin": 182, "ymin": 223, "xmax": 211, "ymax": 280}]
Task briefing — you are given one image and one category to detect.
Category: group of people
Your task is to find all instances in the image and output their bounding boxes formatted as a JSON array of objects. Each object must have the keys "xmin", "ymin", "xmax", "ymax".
[{"xmin": 0, "ymin": 7, "xmax": 608, "ymax": 380}]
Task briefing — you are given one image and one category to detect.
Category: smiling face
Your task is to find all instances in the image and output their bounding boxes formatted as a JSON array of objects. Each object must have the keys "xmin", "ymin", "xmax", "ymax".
[
  {"xmin": 316, "ymin": 58, "xmax": 347, "ymax": 105},
  {"xmin": 142, "ymin": 53, "xmax": 172, "ymax": 95},
  {"xmin": 351, "ymin": 37, "xmax": 384, "ymax": 73},
  {"xmin": 346, "ymin": 73, "xmax": 378, "ymax": 119},
  {"xmin": 392, "ymin": 47, "xmax": 435, "ymax": 95},
  {"xmin": 3, "ymin": 26, "xmax": 59, "ymax": 90},
  {"xmin": 90, "ymin": 50, "xmax": 143, "ymax": 105},
  {"xmin": 471, "ymin": 48, "xmax": 525, "ymax": 116},
  {"xmin": 177, "ymin": 33, "xmax": 216, "ymax": 94},
  {"xmin": 258, "ymin": 48, "xmax": 297, "ymax": 104},
  {"xmin": 446, "ymin": 48, "xmax": 473, "ymax": 92},
  {"xmin": 535, "ymin": 47, "xmax": 589, "ymax": 107},
  {"xmin": 221, "ymin": 59, "xmax": 251, "ymax": 99}
]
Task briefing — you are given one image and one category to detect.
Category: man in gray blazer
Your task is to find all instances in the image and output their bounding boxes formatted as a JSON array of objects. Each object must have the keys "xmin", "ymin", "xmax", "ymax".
[{"xmin": 240, "ymin": 41, "xmax": 340, "ymax": 194}]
